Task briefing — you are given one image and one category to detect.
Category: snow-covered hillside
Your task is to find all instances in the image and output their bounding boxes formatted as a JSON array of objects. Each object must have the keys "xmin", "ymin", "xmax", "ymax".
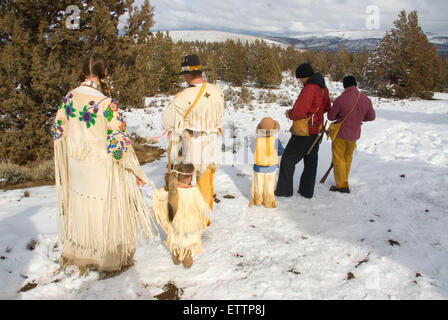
[
  {"xmin": 270, "ymin": 30, "xmax": 448, "ymax": 54},
  {"xmin": 161, "ymin": 30, "xmax": 289, "ymax": 48},
  {"xmin": 1, "ymin": 74, "xmax": 448, "ymax": 300},
  {"xmin": 157, "ymin": 29, "xmax": 448, "ymax": 54}
]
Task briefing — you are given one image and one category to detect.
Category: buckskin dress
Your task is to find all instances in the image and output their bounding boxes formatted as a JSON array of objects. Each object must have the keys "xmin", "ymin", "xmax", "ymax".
[
  {"xmin": 52, "ymin": 82, "xmax": 155, "ymax": 272},
  {"xmin": 152, "ymin": 185, "xmax": 210, "ymax": 262}
]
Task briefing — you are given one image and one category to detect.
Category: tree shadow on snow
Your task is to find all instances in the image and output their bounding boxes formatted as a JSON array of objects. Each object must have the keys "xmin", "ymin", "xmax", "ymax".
[{"xmin": 0, "ymin": 204, "xmax": 40, "ymax": 299}]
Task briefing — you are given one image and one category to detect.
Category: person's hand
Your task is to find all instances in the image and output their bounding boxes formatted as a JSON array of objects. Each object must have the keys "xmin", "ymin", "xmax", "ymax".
[{"xmin": 136, "ymin": 176, "xmax": 145, "ymax": 187}]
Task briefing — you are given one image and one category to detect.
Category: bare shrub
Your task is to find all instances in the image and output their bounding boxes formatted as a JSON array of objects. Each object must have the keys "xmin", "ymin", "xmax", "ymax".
[
  {"xmin": 258, "ymin": 90, "xmax": 278, "ymax": 104},
  {"xmin": 0, "ymin": 161, "xmax": 32, "ymax": 185},
  {"xmin": 224, "ymin": 87, "xmax": 238, "ymax": 103},
  {"xmin": 0, "ymin": 160, "xmax": 54, "ymax": 186},
  {"xmin": 278, "ymin": 93, "xmax": 294, "ymax": 107}
]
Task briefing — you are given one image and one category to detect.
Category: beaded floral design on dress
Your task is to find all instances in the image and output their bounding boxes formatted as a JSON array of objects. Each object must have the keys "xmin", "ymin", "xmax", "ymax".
[
  {"xmin": 79, "ymin": 98, "xmax": 108, "ymax": 129},
  {"xmin": 60, "ymin": 93, "xmax": 76, "ymax": 120},
  {"xmin": 52, "ymin": 119, "xmax": 65, "ymax": 141},
  {"xmin": 105, "ymin": 101, "xmax": 131, "ymax": 160}
]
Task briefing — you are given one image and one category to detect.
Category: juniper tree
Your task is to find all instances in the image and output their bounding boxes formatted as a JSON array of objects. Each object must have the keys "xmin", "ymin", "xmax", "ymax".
[
  {"xmin": 314, "ymin": 51, "xmax": 332, "ymax": 76},
  {"xmin": 280, "ymin": 46, "xmax": 305, "ymax": 75},
  {"xmin": 365, "ymin": 10, "xmax": 440, "ymax": 99},
  {"xmin": 150, "ymin": 31, "xmax": 181, "ymax": 95},
  {"xmin": 349, "ymin": 47, "xmax": 369, "ymax": 85},
  {"xmin": 221, "ymin": 40, "xmax": 247, "ymax": 86},
  {"xmin": 249, "ymin": 40, "xmax": 282, "ymax": 88},
  {"xmin": 112, "ymin": 0, "xmax": 155, "ymax": 107},
  {"xmin": 433, "ymin": 55, "xmax": 447, "ymax": 92},
  {"xmin": 330, "ymin": 44, "xmax": 351, "ymax": 82},
  {"xmin": 0, "ymin": 0, "xmax": 155, "ymax": 163},
  {"xmin": 444, "ymin": 57, "xmax": 448, "ymax": 90}
]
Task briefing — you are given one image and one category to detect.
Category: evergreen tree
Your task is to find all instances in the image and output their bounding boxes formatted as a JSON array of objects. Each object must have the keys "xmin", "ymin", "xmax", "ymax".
[
  {"xmin": 204, "ymin": 50, "xmax": 220, "ymax": 84},
  {"xmin": 330, "ymin": 43, "xmax": 351, "ymax": 81},
  {"xmin": 444, "ymin": 57, "xmax": 448, "ymax": 91},
  {"xmin": 365, "ymin": 10, "xmax": 439, "ymax": 99},
  {"xmin": 221, "ymin": 40, "xmax": 247, "ymax": 86},
  {"xmin": 279, "ymin": 45, "xmax": 304, "ymax": 75},
  {"xmin": 350, "ymin": 47, "xmax": 369, "ymax": 85},
  {"xmin": 249, "ymin": 40, "xmax": 282, "ymax": 88},
  {"xmin": 112, "ymin": 0, "xmax": 155, "ymax": 107},
  {"xmin": 433, "ymin": 54, "xmax": 447, "ymax": 92},
  {"xmin": 150, "ymin": 31, "xmax": 181, "ymax": 95},
  {"xmin": 314, "ymin": 50, "xmax": 332, "ymax": 76},
  {"xmin": 0, "ymin": 0, "xmax": 155, "ymax": 164}
]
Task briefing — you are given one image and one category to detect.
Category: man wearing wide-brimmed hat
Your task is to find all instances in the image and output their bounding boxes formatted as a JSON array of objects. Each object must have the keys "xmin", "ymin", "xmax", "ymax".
[{"xmin": 162, "ymin": 54, "xmax": 225, "ymax": 215}]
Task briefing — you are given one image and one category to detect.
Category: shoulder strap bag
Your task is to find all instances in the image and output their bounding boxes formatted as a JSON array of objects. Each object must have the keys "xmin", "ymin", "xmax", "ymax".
[{"xmin": 327, "ymin": 92, "xmax": 361, "ymax": 142}]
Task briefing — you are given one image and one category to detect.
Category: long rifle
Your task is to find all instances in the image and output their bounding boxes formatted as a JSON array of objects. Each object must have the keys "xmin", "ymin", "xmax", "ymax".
[
  {"xmin": 320, "ymin": 162, "xmax": 334, "ymax": 184},
  {"xmin": 167, "ymin": 132, "xmax": 172, "ymax": 174},
  {"xmin": 306, "ymin": 120, "xmax": 328, "ymax": 156}
]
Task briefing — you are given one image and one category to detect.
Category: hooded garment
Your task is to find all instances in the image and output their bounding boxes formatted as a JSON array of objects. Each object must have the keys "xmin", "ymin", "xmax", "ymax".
[{"xmin": 288, "ymin": 73, "xmax": 331, "ymax": 135}]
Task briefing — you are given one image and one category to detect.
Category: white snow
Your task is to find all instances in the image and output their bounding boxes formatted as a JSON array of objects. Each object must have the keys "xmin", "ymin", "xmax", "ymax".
[
  {"xmin": 160, "ymin": 30, "xmax": 289, "ymax": 48},
  {"xmin": 293, "ymin": 30, "xmax": 448, "ymax": 43},
  {"xmin": 1, "ymin": 73, "xmax": 448, "ymax": 300},
  {"xmin": 293, "ymin": 30, "xmax": 387, "ymax": 41}
]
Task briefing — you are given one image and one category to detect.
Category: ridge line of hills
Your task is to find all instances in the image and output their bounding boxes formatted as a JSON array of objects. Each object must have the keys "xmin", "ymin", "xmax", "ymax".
[{"xmin": 160, "ymin": 30, "xmax": 448, "ymax": 56}]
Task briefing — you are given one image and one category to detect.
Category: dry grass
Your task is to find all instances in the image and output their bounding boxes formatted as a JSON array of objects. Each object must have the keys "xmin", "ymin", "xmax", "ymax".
[
  {"xmin": 1, "ymin": 136, "xmax": 165, "ymax": 190},
  {"xmin": 0, "ymin": 160, "xmax": 54, "ymax": 189}
]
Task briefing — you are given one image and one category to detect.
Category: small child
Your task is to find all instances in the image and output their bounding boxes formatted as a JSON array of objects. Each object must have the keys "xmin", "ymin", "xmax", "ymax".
[
  {"xmin": 152, "ymin": 163, "xmax": 210, "ymax": 269},
  {"xmin": 250, "ymin": 117, "xmax": 285, "ymax": 208}
]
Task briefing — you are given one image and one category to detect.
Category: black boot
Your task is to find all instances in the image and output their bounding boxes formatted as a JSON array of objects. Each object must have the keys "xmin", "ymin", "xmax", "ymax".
[{"xmin": 329, "ymin": 186, "xmax": 351, "ymax": 194}]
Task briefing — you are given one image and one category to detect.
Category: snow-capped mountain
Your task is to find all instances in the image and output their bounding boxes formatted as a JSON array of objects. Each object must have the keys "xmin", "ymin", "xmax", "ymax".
[
  {"xmin": 161, "ymin": 30, "xmax": 448, "ymax": 55},
  {"xmin": 164, "ymin": 30, "xmax": 289, "ymax": 48},
  {"xmin": 269, "ymin": 30, "xmax": 448, "ymax": 55}
]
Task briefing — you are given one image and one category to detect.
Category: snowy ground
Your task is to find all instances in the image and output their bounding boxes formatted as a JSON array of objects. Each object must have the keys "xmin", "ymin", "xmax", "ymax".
[{"xmin": 1, "ymin": 75, "xmax": 448, "ymax": 300}]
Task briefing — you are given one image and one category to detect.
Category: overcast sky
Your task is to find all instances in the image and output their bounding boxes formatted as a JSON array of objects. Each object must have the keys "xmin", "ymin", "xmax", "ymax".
[{"xmin": 141, "ymin": 0, "xmax": 448, "ymax": 36}]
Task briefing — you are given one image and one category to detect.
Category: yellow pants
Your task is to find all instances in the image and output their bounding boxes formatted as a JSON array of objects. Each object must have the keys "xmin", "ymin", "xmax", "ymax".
[
  {"xmin": 332, "ymin": 138, "xmax": 357, "ymax": 189},
  {"xmin": 196, "ymin": 166, "xmax": 215, "ymax": 210},
  {"xmin": 249, "ymin": 172, "xmax": 277, "ymax": 209}
]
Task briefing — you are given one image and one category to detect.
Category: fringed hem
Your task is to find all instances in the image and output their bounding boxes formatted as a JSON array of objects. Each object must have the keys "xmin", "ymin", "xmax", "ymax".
[
  {"xmin": 55, "ymin": 140, "xmax": 156, "ymax": 264},
  {"xmin": 54, "ymin": 138, "xmax": 70, "ymax": 243},
  {"xmin": 153, "ymin": 188, "xmax": 170, "ymax": 232},
  {"xmin": 153, "ymin": 187, "xmax": 209, "ymax": 261},
  {"xmin": 123, "ymin": 145, "xmax": 155, "ymax": 188},
  {"xmin": 60, "ymin": 251, "xmax": 134, "ymax": 274},
  {"xmin": 170, "ymin": 244, "xmax": 202, "ymax": 262}
]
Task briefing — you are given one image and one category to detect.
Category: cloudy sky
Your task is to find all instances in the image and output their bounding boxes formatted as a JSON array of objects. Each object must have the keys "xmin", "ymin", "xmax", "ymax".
[{"xmin": 141, "ymin": 0, "xmax": 448, "ymax": 36}]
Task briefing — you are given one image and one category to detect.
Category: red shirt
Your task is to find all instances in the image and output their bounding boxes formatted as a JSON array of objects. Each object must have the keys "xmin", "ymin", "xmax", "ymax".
[
  {"xmin": 328, "ymin": 86, "xmax": 376, "ymax": 141},
  {"xmin": 288, "ymin": 82, "xmax": 331, "ymax": 135}
]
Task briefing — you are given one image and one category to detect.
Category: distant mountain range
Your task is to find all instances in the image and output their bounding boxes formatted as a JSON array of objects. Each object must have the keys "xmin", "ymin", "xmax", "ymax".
[
  {"xmin": 164, "ymin": 30, "xmax": 448, "ymax": 56},
  {"xmin": 268, "ymin": 30, "xmax": 448, "ymax": 55},
  {"xmin": 167, "ymin": 30, "xmax": 289, "ymax": 48}
]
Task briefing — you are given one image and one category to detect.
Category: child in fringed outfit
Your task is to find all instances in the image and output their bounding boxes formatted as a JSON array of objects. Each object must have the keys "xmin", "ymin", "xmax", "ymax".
[
  {"xmin": 153, "ymin": 163, "xmax": 210, "ymax": 269},
  {"xmin": 250, "ymin": 117, "xmax": 285, "ymax": 209}
]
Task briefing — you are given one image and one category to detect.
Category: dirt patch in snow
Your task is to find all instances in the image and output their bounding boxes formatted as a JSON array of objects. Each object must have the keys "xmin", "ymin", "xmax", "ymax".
[{"xmin": 154, "ymin": 281, "xmax": 184, "ymax": 300}]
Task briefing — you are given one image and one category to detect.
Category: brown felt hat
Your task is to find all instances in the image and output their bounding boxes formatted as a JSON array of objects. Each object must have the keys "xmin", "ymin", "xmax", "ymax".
[{"xmin": 256, "ymin": 117, "xmax": 280, "ymax": 136}]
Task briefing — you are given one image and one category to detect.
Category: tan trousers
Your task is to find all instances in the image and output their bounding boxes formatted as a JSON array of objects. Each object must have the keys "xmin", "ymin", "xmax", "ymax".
[
  {"xmin": 250, "ymin": 172, "xmax": 277, "ymax": 208},
  {"xmin": 196, "ymin": 166, "xmax": 215, "ymax": 210},
  {"xmin": 332, "ymin": 138, "xmax": 357, "ymax": 188}
]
